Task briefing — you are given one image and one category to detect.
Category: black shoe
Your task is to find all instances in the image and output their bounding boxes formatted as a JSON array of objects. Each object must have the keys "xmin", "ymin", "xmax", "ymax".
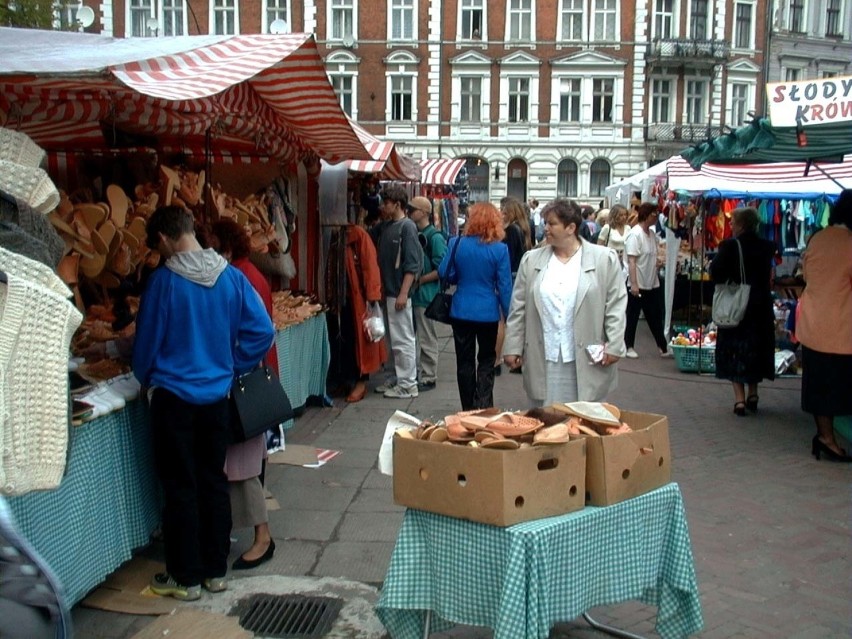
[
  {"xmin": 733, "ymin": 402, "xmax": 747, "ymax": 417},
  {"xmin": 509, "ymin": 366, "xmax": 522, "ymax": 375},
  {"xmin": 417, "ymin": 381, "xmax": 437, "ymax": 392},
  {"xmin": 232, "ymin": 540, "xmax": 275, "ymax": 570},
  {"xmin": 746, "ymin": 395, "xmax": 759, "ymax": 412},
  {"xmin": 811, "ymin": 436, "xmax": 852, "ymax": 462},
  {"xmin": 493, "ymin": 364, "xmax": 502, "ymax": 376}
]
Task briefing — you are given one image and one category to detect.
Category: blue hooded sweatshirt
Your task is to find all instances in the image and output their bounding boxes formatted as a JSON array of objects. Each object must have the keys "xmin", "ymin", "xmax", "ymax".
[{"xmin": 133, "ymin": 249, "xmax": 275, "ymax": 404}]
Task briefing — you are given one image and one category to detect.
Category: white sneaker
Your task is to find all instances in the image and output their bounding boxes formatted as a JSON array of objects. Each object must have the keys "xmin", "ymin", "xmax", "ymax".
[
  {"xmin": 659, "ymin": 350, "xmax": 673, "ymax": 359},
  {"xmin": 625, "ymin": 348, "xmax": 639, "ymax": 359},
  {"xmin": 108, "ymin": 374, "xmax": 140, "ymax": 400},
  {"xmin": 375, "ymin": 381, "xmax": 396, "ymax": 394},
  {"xmin": 91, "ymin": 384, "xmax": 126, "ymax": 412},
  {"xmin": 383, "ymin": 385, "xmax": 418, "ymax": 399}
]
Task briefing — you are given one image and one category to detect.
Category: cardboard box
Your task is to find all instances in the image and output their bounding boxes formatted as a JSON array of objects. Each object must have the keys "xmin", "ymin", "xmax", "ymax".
[
  {"xmin": 393, "ymin": 436, "xmax": 586, "ymax": 526},
  {"xmin": 583, "ymin": 410, "xmax": 671, "ymax": 506}
]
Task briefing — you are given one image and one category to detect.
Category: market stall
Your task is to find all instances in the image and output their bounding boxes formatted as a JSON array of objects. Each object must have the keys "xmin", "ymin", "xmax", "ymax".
[{"xmin": 418, "ymin": 158, "xmax": 468, "ymax": 235}]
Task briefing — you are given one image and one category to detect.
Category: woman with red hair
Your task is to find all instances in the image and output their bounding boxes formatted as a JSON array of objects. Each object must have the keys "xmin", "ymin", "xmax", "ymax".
[{"xmin": 437, "ymin": 203, "xmax": 513, "ymax": 410}]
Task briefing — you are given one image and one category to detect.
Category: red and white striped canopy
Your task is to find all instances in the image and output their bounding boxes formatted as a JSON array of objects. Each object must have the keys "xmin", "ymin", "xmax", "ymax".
[
  {"xmin": 667, "ymin": 155, "xmax": 852, "ymax": 196},
  {"xmin": 419, "ymin": 158, "xmax": 465, "ymax": 186},
  {"xmin": 0, "ymin": 28, "xmax": 370, "ymax": 165},
  {"xmin": 346, "ymin": 121, "xmax": 420, "ymax": 181}
]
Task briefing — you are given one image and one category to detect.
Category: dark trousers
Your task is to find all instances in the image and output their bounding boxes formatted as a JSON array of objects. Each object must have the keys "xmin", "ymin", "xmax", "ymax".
[
  {"xmin": 150, "ymin": 388, "xmax": 232, "ymax": 587},
  {"xmin": 451, "ymin": 319, "xmax": 498, "ymax": 410},
  {"xmin": 625, "ymin": 285, "xmax": 668, "ymax": 352}
]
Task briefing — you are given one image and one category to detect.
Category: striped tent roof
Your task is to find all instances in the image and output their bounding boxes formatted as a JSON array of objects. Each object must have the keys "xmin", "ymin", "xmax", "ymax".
[
  {"xmin": 419, "ymin": 158, "xmax": 466, "ymax": 186},
  {"xmin": 346, "ymin": 122, "xmax": 420, "ymax": 181},
  {"xmin": 0, "ymin": 28, "xmax": 370, "ymax": 165},
  {"xmin": 667, "ymin": 154, "xmax": 852, "ymax": 198}
]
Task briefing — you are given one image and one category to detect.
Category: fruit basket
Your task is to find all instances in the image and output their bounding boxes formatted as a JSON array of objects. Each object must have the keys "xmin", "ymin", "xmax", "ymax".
[{"xmin": 670, "ymin": 344, "xmax": 716, "ymax": 373}]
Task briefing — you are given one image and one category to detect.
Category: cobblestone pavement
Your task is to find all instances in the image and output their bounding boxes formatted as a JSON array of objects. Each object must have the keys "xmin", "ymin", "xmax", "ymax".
[{"xmin": 71, "ymin": 322, "xmax": 851, "ymax": 638}]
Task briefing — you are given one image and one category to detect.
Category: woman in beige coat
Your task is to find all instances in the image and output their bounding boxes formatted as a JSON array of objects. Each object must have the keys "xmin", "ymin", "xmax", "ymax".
[{"xmin": 503, "ymin": 199, "xmax": 627, "ymax": 405}]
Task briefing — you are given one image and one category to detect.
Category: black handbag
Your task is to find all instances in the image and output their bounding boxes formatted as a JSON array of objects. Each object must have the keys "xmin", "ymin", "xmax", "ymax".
[
  {"xmin": 229, "ymin": 366, "xmax": 294, "ymax": 443},
  {"xmin": 424, "ymin": 235, "xmax": 460, "ymax": 324}
]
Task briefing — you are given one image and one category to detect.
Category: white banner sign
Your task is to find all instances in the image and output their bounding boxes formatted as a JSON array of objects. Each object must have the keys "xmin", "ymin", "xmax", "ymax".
[{"xmin": 767, "ymin": 75, "xmax": 852, "ymax": 127}]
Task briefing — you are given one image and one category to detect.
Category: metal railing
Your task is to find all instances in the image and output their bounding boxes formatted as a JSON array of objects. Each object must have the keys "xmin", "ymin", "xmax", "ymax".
[
  {"xmin": 644, "ymin": 122, "xmax": 724, "ymax": 142},
  {"xmin": 648, "ymin": 38, "xmax": 730, "ymax": 60}
]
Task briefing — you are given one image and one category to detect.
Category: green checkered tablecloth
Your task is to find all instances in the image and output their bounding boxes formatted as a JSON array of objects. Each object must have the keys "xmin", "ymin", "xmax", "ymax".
[
  {"xmin": 6, "ymin": 399, "xmax": 160, "ymax": 606},
  {"xmin": 376, "ymin": 482, "xmax": 703, "ymax": 639},
  {"xmin": 275, "ymin": 312, "xmax": 331, "ymax": 428}
]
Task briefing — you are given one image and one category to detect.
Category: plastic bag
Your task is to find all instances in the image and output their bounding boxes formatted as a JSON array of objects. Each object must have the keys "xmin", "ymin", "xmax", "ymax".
[{"xmin": 362, "ymin": 302, "xmax": 385, "ymax": 342}]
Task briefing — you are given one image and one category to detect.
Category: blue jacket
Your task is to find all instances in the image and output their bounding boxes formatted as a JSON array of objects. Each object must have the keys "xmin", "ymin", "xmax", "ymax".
[
  {"xmin": 133, "ymin": 262, "xmax": 275, "ymax": 404},
  {"xmin": 438, "ymin": 236, "xmax": 512, "ymax": 322}
]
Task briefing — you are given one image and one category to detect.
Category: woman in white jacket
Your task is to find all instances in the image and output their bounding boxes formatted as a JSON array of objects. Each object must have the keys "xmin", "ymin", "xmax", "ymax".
[{"xmin": 503, "ymin": 198, "xmax": 628, "ymax": 405}]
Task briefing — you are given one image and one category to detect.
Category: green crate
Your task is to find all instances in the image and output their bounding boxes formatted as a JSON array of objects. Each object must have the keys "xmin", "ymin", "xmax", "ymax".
[{"xmin": 670, "ymin": 344, "xmax": 716, "ymax": 373}]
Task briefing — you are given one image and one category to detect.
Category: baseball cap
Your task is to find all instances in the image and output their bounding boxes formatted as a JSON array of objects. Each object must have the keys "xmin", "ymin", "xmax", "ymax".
[{"xmin": 407, "ymin": 196, "xmax": 431, "ymax": 214}]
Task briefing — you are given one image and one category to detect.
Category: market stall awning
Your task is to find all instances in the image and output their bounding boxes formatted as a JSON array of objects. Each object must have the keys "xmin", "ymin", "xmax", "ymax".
[
  {"xmin": 667, "ymin": 154, "xmax": 852, "ymax": 198},
  {"xmin": 604, "ymin": 157, "xmax": 673, "ymax": 205},
  {"xmin": 346, "ymin": 122, "xmax": 421, "ymax": 181},
  {"xmin": 0, "ymin": 28, "xmax": 371, "ymax": 165},
  {"xmin": 420, "ymin": 158, "xmax": 465, "ymax": 186}
]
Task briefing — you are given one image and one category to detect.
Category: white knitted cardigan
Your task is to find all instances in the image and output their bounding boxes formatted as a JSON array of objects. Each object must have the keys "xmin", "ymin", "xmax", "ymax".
[{"xmin": 0, "ymin": 251, "xmax": 82, "ymax": 495}]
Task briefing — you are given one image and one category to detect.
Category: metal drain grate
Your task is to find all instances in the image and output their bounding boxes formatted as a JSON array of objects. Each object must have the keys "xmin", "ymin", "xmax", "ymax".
[{"xmin": 236, "ymin": 594, "xmax": 342, "ymax": 638}]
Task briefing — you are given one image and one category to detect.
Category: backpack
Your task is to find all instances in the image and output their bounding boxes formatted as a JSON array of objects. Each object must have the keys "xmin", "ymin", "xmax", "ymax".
[{"xmin": 419, "ymin": 225, "xmax": 440, "ymax": 274}]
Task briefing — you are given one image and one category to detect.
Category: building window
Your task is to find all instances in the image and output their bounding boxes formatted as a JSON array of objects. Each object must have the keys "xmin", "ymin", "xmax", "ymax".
[
  {"xmin": 784, "ymin": 68, "xmax": 801, "ymax": 81},
  {"xmin": 331, "ymin": 75, "xmax": 354, "ymax": 117},
  {"xmin": 731, "ymin": 83, "xmax": 748, "ymax": 126},
  {"xmin": 331, "ymin": 0, "xmax": 354, "ymax": 40},
  {"xmin": 508, "ymin": 77, "xmax": 530, "ymax": 122},
  {"xmin": 559, "ymin": 78, "xmax": 581, "ymax": 122},
  {"xmin": 212, "ymin": 0, "xmax": 236, "ymax": 34},
  {"xmin": 559, "ymin": 0, "xmax": 584, "ymax": 40},
  {"xmin": 264, "ymin": 0, "xmax": 289, "ymax": 33},
  {"xmin": 825, "ymin": 0, "xmax": 841, "ymax": 36},
  {"xmin": 734, "ymin": 2, "xmax": 752, "ymax": 49},
  {"xmin": 788, "ymin": 0, "xmax": 805, "ymax": 32},
  {"xmin": 654, "ymin": 0, "xmax": 675, "ymax": 39},
  {"xmin": 508, "ymin": 0, "xmax": 532, "ymax": 41},
  {"xmin": 390, "ymin": 0, "xmax": 414, "ymax": 40},
  {"xmin": 162, "ymin": 0, "xmax": 185, "ymax": 36},
  {"xmin": 54, "ymin": 1, "xmax": 79, "ymax": 29},
  {"xmin": 589, "ymin": 159, "xmax": 610, "ymax": 197},
  {"xmin": 593, "ymin": 0, "xmax": 617, "ymax": 41},
  {"xmin": 391, "ymin": 76, "xmax": 413, "ymax": 121},
  {"xmin": 690, "ymin": 0, "xmax": 708, "ymax": 39},
  {"xmin": 822, "ymin": 70, "xmax": 838, "ymax": 78},
  {"xmin": 460, "ymin": 0, "xmax": 484, "ymax": 39},
  {"xmin": 557, "ymin": 159, "xmax": 579, "ymax": 197},
  {"xmin": 685, "ymin": 80, "xmax": 707, "ymax": 123},
  {"xmin": 460, "ymin": 77, "xmax": 482, "ymax": 122},
  {"xmin": 592, "ymin": 78, "xmax": 614, "ymax": 122},
  {"xmin": 651, "ymin": 79, "xmax": 672, "ymax": 122},
  {"xmin": 129, "ymin": 0, "xmax": 153, "ymax": 36}
]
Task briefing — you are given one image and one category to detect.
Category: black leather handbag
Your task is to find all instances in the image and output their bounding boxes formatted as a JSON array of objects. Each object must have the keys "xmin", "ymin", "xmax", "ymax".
[
  {"xmin": 229, "ymin": 366, "xmax": 294, "ymax": 443},
  {"xmin": 424, "ymin": 235, "xmax": 460, "ymax": 325}
]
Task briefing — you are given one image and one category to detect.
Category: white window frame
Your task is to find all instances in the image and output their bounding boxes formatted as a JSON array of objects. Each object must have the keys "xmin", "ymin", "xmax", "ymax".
[
  {"xmin": 328, "ymin": 0, "xmax": 357, "ymax": 42},
  {"xmin": 458, "ymin": 0, "xmax": 487, "ymax": 40},
  {"xmin": 725, "ymin": 61, "xmax": 758, "ymax": 128},
  {"xmin": 824, "ymin": 0, "xmax": 843, "ymax": 36},
  {"xmin": 652, "ymin": 0, "xmax": 678, "ymax": 40},
  {"xmin": 54, "ymin": 1, "xmax": 81, "ymax": 31},
  {"xmin": 210, "ymin": 0, "xmax": 238, "ymax": 35},
  {"xmin": 389, "ymin": 75, "xmax": 414, "ymax": 121},
  {"xmin": 783, "ymin": 66, "xmax": 802, "ymax": 82},
  {"xmin": 787, "ymin": 0, "xmax": 807, "ymax": 33},
  {"xmin": 548, "ymin": 51, "xmax": 626, "ymax": 133},
  {"xmin": 460, "ymin": 76, "xmax": 483, "ymax": 122},
  {"xmin": 450, "ymin": 52, "xmax": 492, "ymax": 137},
  {"xmin": 385, "ymin": 51, "xmax": 418, "ymax": 131},
  {"xmin": 327, "ymin": 50, "xmax": 360, "ymax": 120},
  {"xmin": 591, "ymin": 0, "xmax": 619, "ymax": 42},
  {"xmin": 684, "ymin": 78, "xmax": 709, "ymax": 124},
  {"xmin": 557, "ymin": 0, "xmax": 585, "ymax": 42},
  {"xmin": 733, "ymin": 1, "xmax": 754, "ymax": 50},
  {"xmin": 160, "ymin": 0, "xmax": 187, "ymax": 36},
  {"xmin": 505, "ymin": 0, "xmax": 534, "ymax": 43},
  {"xmin": 687, "ymin": 0, "xmax": 710, "ymax": 40},
  {"xmin": 558, "ymin": 77, "xmax": 582, "ymax": 122},
  {"xmin": 557, "ymin": 158, "xmax": 580, "ymax": 197},
  {"xmin": 651, "ymin": 77, "xmax": 675, "ymax": 123},
  {"xmin": 498, "ymin": 53, "xmax": 540, "ymax": 135},
  {"xmin": 507, "ymin": 77, "xmax": 531, "ymax": 122},
  {"xmin": 589, "ymin": 158, "xmax": 611, "ymax": 198},
  {"xmin": 263, "ymin": 0, "xmax": 291, "ymax": 34},
  {"xmin": 127, "ymin": 0, "xmax": 154, "ymax": 37},
  {"xmin": 591, "ymin": 77, "xmax": 615, "ymax": 122},
  {"xmin": 331, "ymin": 75, "xmax": 355, "ymax": 117},
  {"xmin": 729, "ymin": 82, "xmax": 750, "ymax": 126},
  {"xmin": 388, "ymin": 0, "xmax": 417, "ymax": 42}
]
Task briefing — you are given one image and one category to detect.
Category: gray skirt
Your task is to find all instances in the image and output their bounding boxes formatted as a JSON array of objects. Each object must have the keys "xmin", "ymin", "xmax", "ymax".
[
  {"xmin": 530, "ymin": 358, "xmax": 579, "ymax": 407},
  {"xmin": 229, "ymin": 476, "xmax": 268, "ymax": 530}
]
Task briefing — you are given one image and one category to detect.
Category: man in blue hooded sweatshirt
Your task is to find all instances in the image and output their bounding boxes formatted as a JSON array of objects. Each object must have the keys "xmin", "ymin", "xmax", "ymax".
[{"xmin": 133, "ymin": 205, "xmax": 274, "ymax": 601}]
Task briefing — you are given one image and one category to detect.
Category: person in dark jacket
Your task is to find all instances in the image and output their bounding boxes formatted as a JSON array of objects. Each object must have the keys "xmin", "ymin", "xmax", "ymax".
[{"xmin": 709, "ymin": 206, "xmax": 776, "ymax": 416}]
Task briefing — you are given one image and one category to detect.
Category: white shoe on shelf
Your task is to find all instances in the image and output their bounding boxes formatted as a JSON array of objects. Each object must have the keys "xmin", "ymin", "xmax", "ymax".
[{"xmin": 625, "ymin": 348, "xmax": 639, "ymax": 359}]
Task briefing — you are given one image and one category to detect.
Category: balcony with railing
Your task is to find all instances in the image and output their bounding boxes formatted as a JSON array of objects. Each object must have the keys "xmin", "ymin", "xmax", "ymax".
[
  {"xmin": 644, "ymin": 122, "xmax": 724, "ymax": 143},
  {"xmin": 647, "ymin": 39, "xmax": 730, "ymax": 66}
]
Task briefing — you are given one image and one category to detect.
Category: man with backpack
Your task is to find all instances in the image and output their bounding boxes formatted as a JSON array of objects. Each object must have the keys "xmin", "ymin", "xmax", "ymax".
[{"xmin": 407, "ymin": 196, "xmax": 447, "ymax": 392}]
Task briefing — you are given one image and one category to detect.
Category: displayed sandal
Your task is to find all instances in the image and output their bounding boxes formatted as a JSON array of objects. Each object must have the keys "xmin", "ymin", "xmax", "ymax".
[
  {"xmin": 733, "ymin": 402, "xmax": 747, "ymax": 417},
  {"xmin": 745, "ymin": 395, "xmax": 759, "ymax": 412}
]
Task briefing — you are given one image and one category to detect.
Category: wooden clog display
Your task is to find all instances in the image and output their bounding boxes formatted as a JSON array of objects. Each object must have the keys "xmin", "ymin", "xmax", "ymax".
[{"xmin": 270, "ymin": 291, "xmax": 325, "ymax": 329}]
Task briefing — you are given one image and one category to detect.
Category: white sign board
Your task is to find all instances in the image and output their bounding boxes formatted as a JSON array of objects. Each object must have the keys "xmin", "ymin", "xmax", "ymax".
[{"xmin": 767, "ymin": 75, "xmax": 852, "ymax": 127}]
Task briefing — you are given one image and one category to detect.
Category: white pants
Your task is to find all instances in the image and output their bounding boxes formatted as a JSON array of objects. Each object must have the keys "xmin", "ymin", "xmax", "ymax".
[
  {"xmin": 413, "ymin": 306, "xmax": 440, "ymax": 384},
  {"xmin": 384, "ymin": 297, "xmax": 418, "ymax": 391}
]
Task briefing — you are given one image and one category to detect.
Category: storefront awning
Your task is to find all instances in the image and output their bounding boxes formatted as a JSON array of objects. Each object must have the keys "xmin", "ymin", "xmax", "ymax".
[
  {"xmin": 346, "ymin": 122, "xmax": 420, "ymax": 181},
  {"xmin": 419, "ymin": 158, "xmax": 465, "ymax": 186},
  {"xmin": 0, "ymin": 28, "xmax": 371, "ymax": 165}
]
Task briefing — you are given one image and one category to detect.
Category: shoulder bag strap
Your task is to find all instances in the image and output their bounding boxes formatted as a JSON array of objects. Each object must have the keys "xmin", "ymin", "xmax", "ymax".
[
  {"xmin": 735, "ymin": 238, "xmax": 746, "ymax": 284},
  {"xmin": 440, "ymin": 235, "xmax": 461, "ymax": 291}
]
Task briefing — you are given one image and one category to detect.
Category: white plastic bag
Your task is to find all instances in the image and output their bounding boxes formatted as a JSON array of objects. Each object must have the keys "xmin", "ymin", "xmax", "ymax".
[
  {"xmin": 362, "ymin": 301, "xmax": 385, "ymax": 342},
  {"xmin": 378, "ymin": 410, "xmax": 421, "ymax": 476}
]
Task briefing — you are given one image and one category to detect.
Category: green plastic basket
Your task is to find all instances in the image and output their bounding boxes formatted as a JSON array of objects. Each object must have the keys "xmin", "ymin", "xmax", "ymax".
[{"xmin": 670, "ymin": 344, "xmax": 716, "ymax": 373}]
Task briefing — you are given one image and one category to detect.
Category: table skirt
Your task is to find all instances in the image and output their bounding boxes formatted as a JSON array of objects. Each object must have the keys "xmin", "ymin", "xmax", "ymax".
[{"xmin": 275, "ymin": 312, "xmax": 331, "ymax": 428}]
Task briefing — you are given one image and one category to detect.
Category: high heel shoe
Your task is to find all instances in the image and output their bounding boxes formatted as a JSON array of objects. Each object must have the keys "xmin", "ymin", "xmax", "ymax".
[
  {"xmin": 745, "ymin": 395, "xmax": 759, "ymax": 412},
  {"xmin": 232, "ymin": 539, "xmax": 276, "ymax": 570},
  {"xmin": 811, "ymin": 436, "xmax": 852, "ymax": 462},
  {"xmin": 733, "ymin": 402, "xmax": 747, "ymax": 417}
]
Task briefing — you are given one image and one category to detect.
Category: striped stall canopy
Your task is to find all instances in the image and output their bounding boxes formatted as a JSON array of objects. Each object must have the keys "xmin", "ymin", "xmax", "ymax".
[
  {"xmin": 419, "ymin": 158, "xmax": 465, "ymax": 186},
  {"xmin": 0, "ymin": 28, "xmax": 371, "ymax": 165},
  {"xmin": 346, "ymin": 121, "xmax": 420, "ymax": 181},
  {"xmin": 667, "ymin": 154, "xmax": 852, "ymax": 198}
]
